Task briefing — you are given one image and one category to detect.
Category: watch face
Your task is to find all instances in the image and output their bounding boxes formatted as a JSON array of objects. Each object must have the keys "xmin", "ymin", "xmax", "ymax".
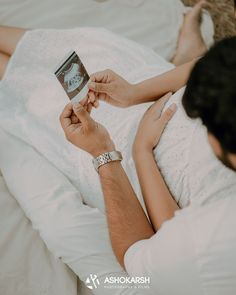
[{"xmin": 55, "ymin": 51, "xmax": 90, "ymax": 100}]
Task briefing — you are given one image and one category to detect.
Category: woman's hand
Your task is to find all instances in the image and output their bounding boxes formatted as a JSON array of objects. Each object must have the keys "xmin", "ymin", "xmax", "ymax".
[
  {"xmin": 88, "ymin": 69, "xmax": 137, "ymax": 108},
  {"xmin": 133, "ymin": 93, "xmax": 177, "ymax": 157}
]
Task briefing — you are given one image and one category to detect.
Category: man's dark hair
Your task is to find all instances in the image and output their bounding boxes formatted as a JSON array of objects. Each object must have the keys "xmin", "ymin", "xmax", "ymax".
[{"xmin": 182, "ymin": 37, "xmax": 236, "ymax": 154}]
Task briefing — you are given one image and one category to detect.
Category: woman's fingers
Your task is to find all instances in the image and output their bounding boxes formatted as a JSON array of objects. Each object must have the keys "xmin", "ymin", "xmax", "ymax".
[
  {"xmin": 159, "ymin": 103, "xmax": 177, "ymax": 127},
  {"xmin": 93, "ymin": 100, "xmax": 100, "ymax": 108},
  {"xmin": 88, "ymin": 81, "xmax": 111, "ymax": 94},
  {"xmin": 89, "ymin": 69, "xmax": 115, "ymax": 94},
  {"xmin": 88, "ymin": 91, "xmax": 96, "ymax": 103},
  {"xmin": 146, "ymin": 92, "xmax": 172, "ymax": 117},
  {"xmin": 90, "ymin": 69, "xmax": 110, "ymax": 83}
]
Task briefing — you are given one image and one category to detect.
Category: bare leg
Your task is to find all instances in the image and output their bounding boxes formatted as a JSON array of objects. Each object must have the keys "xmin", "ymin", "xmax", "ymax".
[
  {"xmin": 0, "ymin": 25, "xmax": 28, "ymax": 56},
  {"xmin": 0, "ymin": 52, "xmax": 10, "ymax": 79},
  {"xmin": 172, "ymin": 0, "xmax": 208, "ymax": 66},
  {"xmin": 0, "ymin": 26, "xmax": 28, "ymax": 79}
]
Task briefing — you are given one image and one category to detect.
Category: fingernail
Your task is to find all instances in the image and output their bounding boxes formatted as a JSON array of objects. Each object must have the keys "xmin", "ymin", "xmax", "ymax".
[
  {"xmin": 165, "ymin": 92, "xmax": 172, "ymax": 100},
  {"xmin": 170, "ymin": 103, "xmax": 177, "ymax": 111},
  {"xmin": 89, "ymin": 82, "xmax": 95, "ymax": 89},
  {"xmin": 73, "ymin": 102, "xmax": 82, "ymax": 109}
]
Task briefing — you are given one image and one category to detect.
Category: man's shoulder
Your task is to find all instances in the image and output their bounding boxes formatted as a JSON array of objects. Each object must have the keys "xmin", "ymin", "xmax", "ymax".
[{"xmin": 125, "ymin": 198, "xmax": 236, "ymax": 294}]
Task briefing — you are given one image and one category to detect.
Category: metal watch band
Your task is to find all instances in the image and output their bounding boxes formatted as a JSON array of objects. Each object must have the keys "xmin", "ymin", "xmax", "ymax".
[{"xmin": 92, "ymin": 151, "xmax": 123, "ymax": 172}]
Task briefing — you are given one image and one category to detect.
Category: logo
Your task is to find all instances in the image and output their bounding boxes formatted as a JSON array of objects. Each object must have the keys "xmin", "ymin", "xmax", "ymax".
[
  {"xmin": 85, "ymin": 274, "xmax": 100, "ymax": 290},
  {"xmin": 85, "ymin": 274, "xmax": 151, "ymax": 290}
]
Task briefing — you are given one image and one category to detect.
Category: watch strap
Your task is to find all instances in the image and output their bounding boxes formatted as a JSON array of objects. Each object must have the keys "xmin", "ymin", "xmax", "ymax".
[{"xmin": 93, "ymin": 151, "xmax": 123, "ymax": 172}]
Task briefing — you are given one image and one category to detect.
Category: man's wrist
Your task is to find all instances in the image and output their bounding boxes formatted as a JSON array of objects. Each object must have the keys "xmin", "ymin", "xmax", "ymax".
[
  {"xmin": 92, "ymin": 150, "xmax": 122, "ymax": 172},
  {"xmin": 98, "ymin": 160, "xmax": 122, "ymax": 174},
  {"xmin": 92, "ymin": 148, "xmax": 114, "ymax": 158},
  {"xmin": 91, "ymin": 142, "xmax": 116, "ymax": 158}
]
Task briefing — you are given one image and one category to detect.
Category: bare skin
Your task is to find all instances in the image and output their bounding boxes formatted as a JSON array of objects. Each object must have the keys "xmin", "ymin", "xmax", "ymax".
[
  {"xmin": 0, "ymin": 52, "xmax": 10, "ymax": 79},
  {"xmin": 0, "ymin": 25, "xmax": 27, "ymax": 56},
  {"xmin": 60, "ymin": 95, "xmax": 177, "ymax": 267},
  {"xmin": 172, "ymin": 0, "xmax": 208, "ymax": 66},
  {"xmin": 0, "ymin": 1, "xmax": 207, "ymax": 80},
  {"xmin": 0, "ymin": 26, "xmax": 27, "ymax": 80}
]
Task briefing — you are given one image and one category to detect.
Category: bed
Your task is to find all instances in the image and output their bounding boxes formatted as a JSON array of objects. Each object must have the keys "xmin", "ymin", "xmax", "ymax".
[
  {"xmin": 0, "ymin": 1, "xmax": 217, "ymax": 294},
  {"xmin": 0, "ymin": 175, "xmax": 79, "ymax": 295}
]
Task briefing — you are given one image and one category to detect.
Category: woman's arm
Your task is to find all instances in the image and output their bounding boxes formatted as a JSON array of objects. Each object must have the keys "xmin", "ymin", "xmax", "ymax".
[
  {"xmin": 133, "ymin": 151, "xmax": 179, "ymax": 231},
  {"xmin": 133, "ymin": 59, "xmax": 197, "ymax": 105},
  {"xmin": 133, "ymin": 94, "xmax": 179, "ymax": 231},
  {"xmin": 88, "ymin": 59, "xmax": 197, "ymax": 108}
]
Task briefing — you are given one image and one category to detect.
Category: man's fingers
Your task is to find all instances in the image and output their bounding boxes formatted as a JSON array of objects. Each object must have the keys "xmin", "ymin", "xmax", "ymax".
[
  {"xmin": 80, "ymin": 95, "xmax": 89, "ymax": 106},
  {"xmin": 71, "ymin": 114, "xmax": 79, "ymax": 124},
  {"xmin": 159, "ymin": 103, "xmax": 177, "ymax": 126},
  {"xmin": 60, "ymin": 103, "xmax": 73, "ymax": 130},
  {"xmin": 72, "ymin": 103, "xmax": 95, "ymax": 129},
  {"xmin": 67, "ymin": 122, "xmax": 82, "ymax": 133}
]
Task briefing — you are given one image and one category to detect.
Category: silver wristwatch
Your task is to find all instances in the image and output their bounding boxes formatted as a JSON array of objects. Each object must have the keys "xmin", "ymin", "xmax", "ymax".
[{"xmin": 93, "ymin": 151, "xmax": 123, "ymax": 172}]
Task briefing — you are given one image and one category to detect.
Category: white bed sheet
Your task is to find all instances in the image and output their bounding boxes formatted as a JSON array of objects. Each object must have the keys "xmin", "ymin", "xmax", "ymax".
[
  {"xmin": 0, "ymin": 1, "xmax": 214, "ymax": 294},
  {"xmin": 0, "ymin": 24, "xmax": 214, "ymax": 295},
  {"xmin": 0, "ymin": 0, "xmax": 214, "ymax": 61},
  {"xmin": 0, "ymin": 175, "xmax": 78, "ymax": 295}
]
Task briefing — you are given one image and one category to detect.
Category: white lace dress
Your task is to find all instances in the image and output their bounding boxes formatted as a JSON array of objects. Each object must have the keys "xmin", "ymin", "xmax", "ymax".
[{"xmin": 0, "ymin": 27, "xmax": 235, "ymax": 214}]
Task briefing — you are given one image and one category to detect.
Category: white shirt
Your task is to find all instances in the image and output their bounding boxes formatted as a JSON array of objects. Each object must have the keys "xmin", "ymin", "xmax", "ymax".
[
  {"xmin": 125, "ymin": 195, "xmax": 236, "ymax": 295},
  {"xmin": 124, "ymin": 93, "xmax": 236, "ymax": 295}
]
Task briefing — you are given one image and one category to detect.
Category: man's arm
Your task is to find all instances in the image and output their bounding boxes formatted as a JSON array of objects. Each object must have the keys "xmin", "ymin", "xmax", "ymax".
[
  {"xmin": 59, "ymin": 98, "xmax": 176, "ymax": 269},
  {"xmin": 60, "ymin": 102, "xmax": 154, "ymax": 268},
  {"xmin": 98, "ymin": 161, "xmax": 154, "ymax": 268}
]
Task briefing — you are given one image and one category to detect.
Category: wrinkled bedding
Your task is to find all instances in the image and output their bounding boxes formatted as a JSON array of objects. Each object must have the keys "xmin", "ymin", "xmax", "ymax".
[{"xmin": 0, "ymin": 176, "xmax": 77, "ymax": 295}]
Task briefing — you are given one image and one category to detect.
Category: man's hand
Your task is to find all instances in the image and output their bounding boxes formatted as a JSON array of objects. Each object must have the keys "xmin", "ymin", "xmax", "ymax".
[
  {"xmin": 88, "ymin": 69, "xmax": 137, "ymax": 108},
  {"xmin": 133, "ymin": 93, "xmax": 177, "ymax": 156},
  {"xmin": 60, "ymin": 102, "xmax": 115, "ymax": 157}
]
